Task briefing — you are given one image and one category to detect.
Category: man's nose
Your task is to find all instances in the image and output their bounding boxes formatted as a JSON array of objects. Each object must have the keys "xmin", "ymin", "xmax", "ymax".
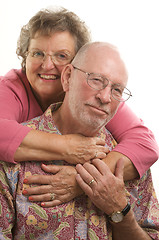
[{"xmin": 96, "ymin": 86, "xmax": 112, "ymax": 104}]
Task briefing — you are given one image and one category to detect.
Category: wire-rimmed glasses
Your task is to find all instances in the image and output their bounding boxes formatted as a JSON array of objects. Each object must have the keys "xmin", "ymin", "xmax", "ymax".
[
  {"xmin": 26, "ymin": 49, "xmax": 73, "ymax": 66},
  {"xmin": 73, "ymin": 65, "xmax": 132, "ymax": 102}
]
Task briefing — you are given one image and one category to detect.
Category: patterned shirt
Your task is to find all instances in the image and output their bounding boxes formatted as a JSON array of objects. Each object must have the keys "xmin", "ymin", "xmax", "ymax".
[{"xmin": 0, "ymin": 103, "xmax": 158, "ymax": 240}]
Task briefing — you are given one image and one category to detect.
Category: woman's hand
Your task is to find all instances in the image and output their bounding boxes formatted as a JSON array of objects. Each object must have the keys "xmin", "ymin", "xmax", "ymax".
[
  {"xmin": 62, "ymin": 134, "xmax": 109, "ymax": 164},
  {"xmin": 23, "ymin": 164, "xmax": 83, "ymax": 207},
  {"xmin": 75, "ymin": 158, "xmax": 127, "ymax": 215},
  {"xmin": 15, "ymin": 131, "xmax": 109, "ymax": 164}
]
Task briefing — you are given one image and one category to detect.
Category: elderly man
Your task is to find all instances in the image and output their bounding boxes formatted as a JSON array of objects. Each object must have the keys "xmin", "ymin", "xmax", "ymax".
[{"xmin": 0, "ymin": 42, "xmax": 158, "ymax": 239}]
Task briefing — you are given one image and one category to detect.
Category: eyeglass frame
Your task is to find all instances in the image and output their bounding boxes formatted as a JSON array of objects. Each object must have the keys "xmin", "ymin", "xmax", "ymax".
[
  {"xmin": 72, "ymin": 65, "xmax": 132, "ymax": 102},
  {"xmin": 26, "ymin": 49, "xmax": 74, "ymax": 66}
]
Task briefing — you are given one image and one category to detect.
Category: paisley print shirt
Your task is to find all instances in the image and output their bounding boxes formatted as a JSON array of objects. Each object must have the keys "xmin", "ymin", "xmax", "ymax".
[{"xmin": 0, "ymin": 103, "xmax": 158, "ymax": 240}]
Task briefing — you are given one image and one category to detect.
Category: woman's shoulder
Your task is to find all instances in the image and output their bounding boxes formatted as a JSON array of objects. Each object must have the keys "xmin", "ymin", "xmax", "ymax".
[
  {"xmin": 0, "ymin": 69, "xmax": 27, "ymax": 84},
  {"xmin": 0, "ymin": 69, "xmax": 31, "ymax": 92}
]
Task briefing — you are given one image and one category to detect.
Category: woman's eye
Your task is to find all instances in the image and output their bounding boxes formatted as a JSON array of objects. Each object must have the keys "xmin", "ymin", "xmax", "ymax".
[
  {"xmin": 56, "ymin": 53, "xmax": 69, "ymax": 60},
  {"xmin": 33, "ymin": 51, "xmax": 44, "ymax": 58}
]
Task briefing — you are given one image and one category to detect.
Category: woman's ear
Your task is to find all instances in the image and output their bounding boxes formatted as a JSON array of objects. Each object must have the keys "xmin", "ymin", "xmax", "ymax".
[{"xmin": 61, "ymin": 64, "xmax": 72, "ymax": 92}]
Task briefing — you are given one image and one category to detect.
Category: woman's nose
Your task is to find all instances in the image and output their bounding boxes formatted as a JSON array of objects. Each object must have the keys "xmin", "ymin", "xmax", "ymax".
[{"xmin": 41, "ymin": 55, "xmax": 56, "ymax": 69}]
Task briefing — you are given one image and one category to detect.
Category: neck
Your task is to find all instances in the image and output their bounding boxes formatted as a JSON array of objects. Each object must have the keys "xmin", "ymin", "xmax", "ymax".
[
  {"xmin": 33, "ymin": 91, "xmax": 65, "ymax": 112},
  {"xmin": 52, "ymin": 102, "xmax": 101, "ymax": 137}
]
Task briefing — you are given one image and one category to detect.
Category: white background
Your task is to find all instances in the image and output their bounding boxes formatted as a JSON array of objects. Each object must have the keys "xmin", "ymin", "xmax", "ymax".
[{"xmin": 0, "ymin": 0, "xmax": 158, "ymax": 198}]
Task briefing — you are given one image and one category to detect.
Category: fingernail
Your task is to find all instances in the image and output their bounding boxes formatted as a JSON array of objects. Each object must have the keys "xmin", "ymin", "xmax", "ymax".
[
  {"xmin": 41, "ymin": 202, "xmax": 45, "ymax": 207},
  {"xmin": 28, "ymin": 196, "xmax": 33, "ymax": 201},
  {"xmin": 23, "ymin": 178, "xmax": 28, "ymax": 184},
  {"xmin": 22, "ymin": 190, "xmax": 28, "ymax": 195}
]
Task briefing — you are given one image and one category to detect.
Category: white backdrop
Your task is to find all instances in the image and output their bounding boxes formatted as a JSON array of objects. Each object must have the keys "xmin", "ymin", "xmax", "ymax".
[{"xmin": 0, "ymin": 0, "xmax": 158, "ymax": 198}]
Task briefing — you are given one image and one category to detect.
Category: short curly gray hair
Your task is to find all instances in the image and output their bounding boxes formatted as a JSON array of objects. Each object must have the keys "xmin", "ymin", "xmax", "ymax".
[{"xmin": 16, "ymin": 7, "xmax": 91, "ymax": 72}]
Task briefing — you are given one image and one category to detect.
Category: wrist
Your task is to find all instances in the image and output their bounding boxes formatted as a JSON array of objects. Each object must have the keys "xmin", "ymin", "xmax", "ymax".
[{"xmin": 108, "ymin": 202, "xmax": 131, "ymax": 224}]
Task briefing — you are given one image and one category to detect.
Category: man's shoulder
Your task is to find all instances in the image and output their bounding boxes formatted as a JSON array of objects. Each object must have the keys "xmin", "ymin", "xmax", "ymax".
[
  {"xmin": 97, "ymin": 127, "xmax": 117, "ymax": 150},
  {"xmin": 22, "ymin": 103, "xmax": 61, "ymax": 132}
]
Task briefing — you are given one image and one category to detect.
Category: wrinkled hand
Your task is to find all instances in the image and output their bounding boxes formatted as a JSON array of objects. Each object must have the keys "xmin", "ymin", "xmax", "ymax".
[
  {"xmin": 76, "ymin": 158, "xmax": 127, "ymax": 215},
  {"xmin": 23, "ymin": 164, "xmax": 83, "ymax": 207},
  {"xmin": 63, "ymin": 134, "xmax": 109, "ymax": 164}
]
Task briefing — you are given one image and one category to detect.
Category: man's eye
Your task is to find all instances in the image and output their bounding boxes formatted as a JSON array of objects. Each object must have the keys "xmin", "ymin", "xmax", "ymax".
[
  {"xmin": 113, "ymin": 87, "xmax": 123, "ymax": 95},
  {"xmin": 89, "ymin": 75, "xmax": 103, "ymax": 82},
  {"xmin": 92, "ymin": 78, "xmax": 103, "ymax": 82}
]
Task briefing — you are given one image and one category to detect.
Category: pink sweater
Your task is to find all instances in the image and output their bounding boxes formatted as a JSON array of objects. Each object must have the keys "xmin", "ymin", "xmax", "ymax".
[{"xmin": 0, "ymin": 69, "xmax": 158, "ymax": 176}]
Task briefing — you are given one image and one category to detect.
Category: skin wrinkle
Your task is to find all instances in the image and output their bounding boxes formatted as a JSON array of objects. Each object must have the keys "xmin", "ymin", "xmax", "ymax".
[{"xmin": 54, "ymin": 42, "xmax": 128, "ymax": 138}]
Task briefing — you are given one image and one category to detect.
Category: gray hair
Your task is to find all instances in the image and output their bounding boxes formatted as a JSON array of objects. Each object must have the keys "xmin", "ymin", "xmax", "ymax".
[{"xmin": 16, "ymin": 7, "xmax": 91, "ymax": 72}]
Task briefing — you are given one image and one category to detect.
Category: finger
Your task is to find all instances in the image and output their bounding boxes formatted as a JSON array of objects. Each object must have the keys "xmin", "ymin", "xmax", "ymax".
[
  {"xmin": 40, "ymin": 192, "xmax": 75, "ymax": 208},
  {"xmin": 26, "ymin": 186, "xmax": 70, "ymax": 200},
  {"xmin": 41, "ymin": 164, "xmax": 62, "ymax": 173},
  {"xmin": 41, "ymin": 199, "xmax": 63, "ymax": 208},
  {"xmin": 23, "ymin": 185, "xmax": 53, "ymax": 196},
  {"xmin": 114, "ymin": 158, "xmax": 124, "ymax": 180},
  {"xmin": 23, "ymin": 182, "xmax": 69, "ymax": 196},
  {"xmin": 95, "ymin": 152, "xmax": 107, "ymax": 159},
  {"xmin": 23, "ymin": 174, "xmax": 52, "ymax": 185},
  {"xmin": 91, "ymin": 159, "xmax": 110, "ymax": 175},
  {"xmin": 97, "ymin": 146, "xmax": 110, "ymax": 153},
  {"xmin": 76, "ymin": 163, "xmax": 98, "ymax": 185},
  {"xmin": 76, "ymin": 174, "xmax": 93, "ymax": 197},
  {"xmin": 81, "ymin": 162, "xmax": 103, "ymax": 181},
  {"xmin": 92, "ymin": 146, "xmax": 110, "ymax": 160},
  {"xmin": 28, "ymin": 193, "xmax": 53, "ymax": 202},
  {"xmin": 94, "ymin": 137, "xmax": 106, "ymax": 146}
]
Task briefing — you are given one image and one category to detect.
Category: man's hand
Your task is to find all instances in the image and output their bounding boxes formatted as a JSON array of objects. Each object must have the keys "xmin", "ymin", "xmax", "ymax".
[
  {"xmin": 76, "ymin": 158, "xmax": 127, "ymax": 215},
  {"xmin": 23, "ymin": 164, "xmax": 83, "ymax": 207}
]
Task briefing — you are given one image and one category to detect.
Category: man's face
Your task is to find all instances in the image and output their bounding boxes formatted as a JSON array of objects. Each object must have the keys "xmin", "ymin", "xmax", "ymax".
[{"xmin": 65, "ymin": 45, "xmax": 128, "ymax": 131}]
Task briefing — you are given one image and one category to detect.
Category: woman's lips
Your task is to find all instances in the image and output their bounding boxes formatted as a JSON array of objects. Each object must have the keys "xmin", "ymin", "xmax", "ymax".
[{"xmin": 39, "ymin": 74, "xmax": 60, "ymax": 80}]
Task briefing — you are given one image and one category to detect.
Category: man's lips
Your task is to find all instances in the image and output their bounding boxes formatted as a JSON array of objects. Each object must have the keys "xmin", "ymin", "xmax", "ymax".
[
  {"xmin": 39, "ymin": 74, "xmax": 60, "ymax": 80},
  {"xmin": 87, "ymin": 104, "xmax": 109, "ymax": 115}
]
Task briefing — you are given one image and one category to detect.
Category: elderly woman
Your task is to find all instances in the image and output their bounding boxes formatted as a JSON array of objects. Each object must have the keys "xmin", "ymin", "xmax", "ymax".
[{"xmin": 0, "ymin": 7, "xmax": 158, "ymax": 206}]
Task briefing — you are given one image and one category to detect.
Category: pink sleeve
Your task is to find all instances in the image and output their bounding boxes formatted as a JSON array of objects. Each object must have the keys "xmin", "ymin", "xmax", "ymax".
[
  {"xmin": 0, "ymin": 119, "xmax": 31, "ymax": 163},
  {"xmin": 106, "ymin": 102, "xmax": 159, "ymax": 177},
  {"xmin": 0, "ymin": 74, "xmax": 32, "ymax": 163}
]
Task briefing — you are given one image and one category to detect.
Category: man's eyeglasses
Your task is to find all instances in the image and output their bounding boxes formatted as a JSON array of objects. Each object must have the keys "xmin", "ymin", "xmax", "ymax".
[
  {"xmin": 26, "ymin": 49, "xmax": 73, "ymax": 66},
  {"xmin": 72, "ymin": 66, "xmax": 132, "ymax": 102}
]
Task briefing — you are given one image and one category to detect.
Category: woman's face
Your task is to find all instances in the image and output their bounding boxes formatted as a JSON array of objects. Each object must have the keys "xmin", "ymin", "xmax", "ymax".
[{"xmin": 26, "ymin": 31, "xmax": 76, "ymax": 109}]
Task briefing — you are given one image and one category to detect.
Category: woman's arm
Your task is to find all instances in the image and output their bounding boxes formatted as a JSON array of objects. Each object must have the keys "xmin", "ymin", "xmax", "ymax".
[
  {"xmin": 1, "ymin": 71, "xmax": 158, "ymax": 175},
  {"xmin": 0, "ymin": 70, "xmax": 107, "ymax": 164},
  {"xmin": 103, "ymin": 151, "xmax": 139, "ymax": 180},
  {"xmin": 15, "ymin": 129, "xmax": 107, "ymax": 164},
  {"xmin": 106, "ymin": 102, "xmax": 159, "ymax": 177}
]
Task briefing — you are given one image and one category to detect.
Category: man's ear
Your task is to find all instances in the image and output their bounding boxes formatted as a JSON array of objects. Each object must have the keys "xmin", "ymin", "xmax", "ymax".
[{"xmin": 61, "ymin": 64, "xmax": 72, "ymax": 92}]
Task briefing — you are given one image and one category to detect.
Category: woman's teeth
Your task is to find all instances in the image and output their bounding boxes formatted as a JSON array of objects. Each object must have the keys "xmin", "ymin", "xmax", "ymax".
[{"xmin": 40, "ymin": 74, "xmax": 58, "ymax": 80}]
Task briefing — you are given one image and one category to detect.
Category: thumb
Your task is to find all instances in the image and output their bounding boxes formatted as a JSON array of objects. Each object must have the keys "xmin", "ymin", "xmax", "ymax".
[
  {"xmin": 41, "ymin": 164, "xmax": 61, "ymax": 174},
  {"xmin": 114, "ymin": 158, "xmax": 124, "ymax": 180}
]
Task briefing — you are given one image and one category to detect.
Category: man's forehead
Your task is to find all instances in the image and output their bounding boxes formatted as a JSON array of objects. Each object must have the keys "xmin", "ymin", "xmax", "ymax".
[{"xmin": 79, "ymin": 49, "xmax": 128, "ymax": 87}]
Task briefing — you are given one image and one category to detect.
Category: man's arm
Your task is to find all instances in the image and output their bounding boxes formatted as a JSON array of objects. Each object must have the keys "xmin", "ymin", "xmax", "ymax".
[
  {"xmin": 0, "ymin": 161, "xmax": 15, "ymax": 239},
  {"xmin": 76, "ymin": 159, "xmax": 159, "ymax": 240},
  {"xmin": 111, "ymin": 211, "xmax": 151, "ymax": 240}
]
